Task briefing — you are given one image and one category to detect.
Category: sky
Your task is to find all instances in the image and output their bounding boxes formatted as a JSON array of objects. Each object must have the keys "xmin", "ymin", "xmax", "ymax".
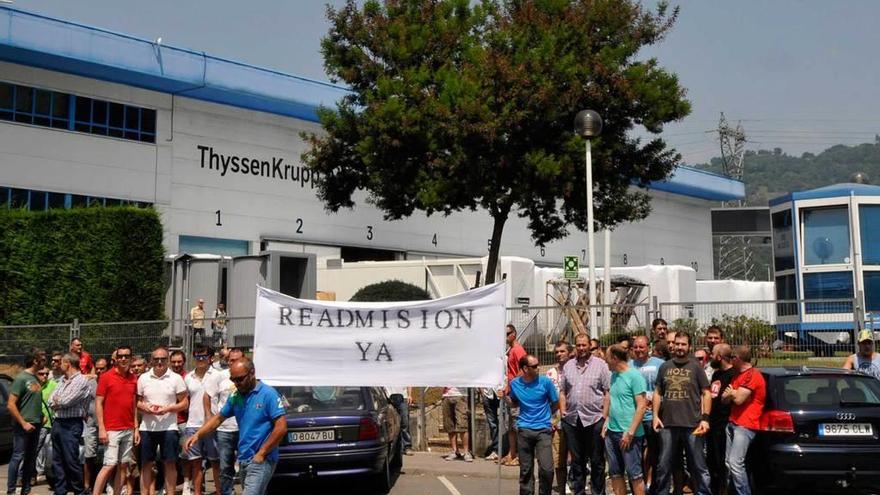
[{"xmin": 11, "ymin": 0, "xmax": 880, "ymax": 165}]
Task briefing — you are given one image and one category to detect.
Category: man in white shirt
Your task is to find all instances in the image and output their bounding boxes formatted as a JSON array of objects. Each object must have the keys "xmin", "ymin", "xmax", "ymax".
[
  {"xmin": 137, "ymin": 346, "xmax": 188, "ymax": 495},
  {"xmin": 202, "ymin": 348, "xmax": 244, "ymax": 495},
  {"xmin": 183, "ymin": 345, "xmax": 219, "ymax": 495}
]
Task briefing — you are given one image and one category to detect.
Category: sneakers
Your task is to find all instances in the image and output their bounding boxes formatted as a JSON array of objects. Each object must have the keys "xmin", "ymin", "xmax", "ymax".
[
  {"xmin": 403, "ymin": 448, "xmax": 414, "ymax": 456},
  {"xmin": 182, "ymin": 481, "xmax": 192, "ymax": 495},
  {"xmin": 443, "ymin": 451, "xmax": 463, "ymax": 461},
  {"xmin": 484, "ymin": 452, "xmax": 499, "ymax": 461},
  {"xmin": 462, "ymin": 452, "xmax": 474, "ymax": 462}
]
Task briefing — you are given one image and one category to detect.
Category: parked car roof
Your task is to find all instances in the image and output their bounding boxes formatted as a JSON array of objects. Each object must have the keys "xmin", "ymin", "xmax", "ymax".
[{"xmin": 759, "ymin": 366, "xmax": 862, "ymax": 377}]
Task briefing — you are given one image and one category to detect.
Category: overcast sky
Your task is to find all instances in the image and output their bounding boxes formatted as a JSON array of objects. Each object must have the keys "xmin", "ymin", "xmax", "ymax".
[{"xmin": 13, "ymin": 0, "xmax": 880, "ymax": 165}]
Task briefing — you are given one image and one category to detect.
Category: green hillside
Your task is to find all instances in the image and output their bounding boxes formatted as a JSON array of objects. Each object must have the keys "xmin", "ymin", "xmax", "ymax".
[{"xmin": 693, "ymin": 137, "xmax": 880, "ymax": 205}]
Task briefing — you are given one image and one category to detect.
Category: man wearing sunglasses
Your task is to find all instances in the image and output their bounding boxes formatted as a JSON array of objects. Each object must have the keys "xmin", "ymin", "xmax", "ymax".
[
  {"xmin": 137, "ymin": 346, "xmax": 188, "ymax": 495},
  {"xmin": 93, "ymin": 345, "xmax": 138, "ymax": 495},
  {"xmin": 183, "ymin": 346, "xmax": 220, "ymax": 495},
  {"xmin": 186, "ymin": 357, "xmax": 287, "ymax": 495},
  {"xmin": 509, "ymin": 354, "xmax": 561, "ymax": 495}
]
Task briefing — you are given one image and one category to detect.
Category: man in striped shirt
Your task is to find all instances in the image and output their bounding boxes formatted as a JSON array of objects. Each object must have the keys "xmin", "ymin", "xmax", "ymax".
[
  {"xmin": 47, "ymin": 352, "xmax": 91, "ymax": 495},
  {"xmin": 561, "ymin": 333, "xmax": 611, "ymax": 495}
]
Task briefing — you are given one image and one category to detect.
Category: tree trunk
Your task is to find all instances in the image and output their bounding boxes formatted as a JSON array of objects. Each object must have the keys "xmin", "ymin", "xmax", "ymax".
[{"xmin": 484, "ymin": 208, "xmax": 509, "ymax": 285}]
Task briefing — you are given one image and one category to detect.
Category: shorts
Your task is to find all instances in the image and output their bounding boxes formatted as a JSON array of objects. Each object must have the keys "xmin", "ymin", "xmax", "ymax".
[
  {"xmin": 604, "ymin": 430, "xmax": 644, "ymax": 480},
  {"xmin": 140, "ymin": 430, "xmax": 180, "ymax": 463},
  {"xmin": 83, "ymin": 421, "xmax": 99, "ymax": 459},
  {"xmin": 104, "ymin": 430, "xmax": 134, "ymax": 466},
  {"xmin": 441, "ymin": 396, "xmax": 468, "ymax": 433},
  {"xmin": 182, "ymin": 427, "xmax": 219, "ymax": 461}
]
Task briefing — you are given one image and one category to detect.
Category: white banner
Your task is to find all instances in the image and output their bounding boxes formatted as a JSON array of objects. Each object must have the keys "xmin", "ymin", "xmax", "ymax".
[{"xmin": 253, "ymin": 282, "xmax": 507, "ymax": 388}]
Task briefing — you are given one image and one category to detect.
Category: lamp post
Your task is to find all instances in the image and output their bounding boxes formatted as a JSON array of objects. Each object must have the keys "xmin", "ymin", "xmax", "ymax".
[{"xmin": 574, "ymin": 110, "xmax": 602, "ymax": 335}]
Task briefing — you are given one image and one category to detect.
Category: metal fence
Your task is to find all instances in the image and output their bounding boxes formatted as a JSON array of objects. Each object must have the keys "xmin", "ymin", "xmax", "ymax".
[
  {"xmin": 0, "ymin": 297, "xmax": 866, "ymax": 369},
  {"xmin": 511, "ymin": 303, "xmax": 651, "ymax": 364}
]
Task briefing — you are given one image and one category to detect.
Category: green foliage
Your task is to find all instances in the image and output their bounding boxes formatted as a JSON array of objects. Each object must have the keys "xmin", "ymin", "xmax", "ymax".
[
  {"xmin": 769, "ymin": 351, "xmax": 814, "ymax": 360},
  {"xmin": 0, "ymin": 207, "xmax": 165, "ymax": 325},
  {"xmin": 304, "ymin": 0, "xmax": 690, "ymax": 282},
  {"xmin": 349, "ymin": 280, "xmax": 431, "ymax": 302},
  {"xmin": 696, "ymin": 139, "xmax": 880, "ymax": 205},
  {"xmin": 669, "ymin": 315, "xmax": 774, "ymax": 347}
]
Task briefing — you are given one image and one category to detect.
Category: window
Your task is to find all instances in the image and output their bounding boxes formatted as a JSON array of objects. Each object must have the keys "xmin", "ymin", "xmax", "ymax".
[
  {"xmin": 9, "ymin": 188, "xmax": 28, "ymax": 209},
  {"xmin": 780, "ymin": 375, "xmax": 880, "ymax": 408},
  {"xmin": 803, "ymin": 206, "xmax": 850, "ymax": 265},
  {"xmin": 860, "ymin": 205, "xmax": 880, "ymax": 265},
  {"xmin": 772, "ymin": 209, "xmax": 795, "ymax": 271},
  {"xmin": 29, "ymin": 190, "xmax": 47, "ymax": 211},
  {"xmin": 864, "ymin": 272, "xmax": 880, "ymax": 312},
  {"xmin": 0, "ymin": 186, "xmax": 150, "ymax": 211},
  {"xmin": 278, "ymin": 386, "xmax": 366, "ymax": 412},
  {"xmin": 0, "ymin": 81, "xmax": 155, "ymax": 144},
  {"xmin": 803, "ymin": 271, "xmax": 854, "ymax": 314}
]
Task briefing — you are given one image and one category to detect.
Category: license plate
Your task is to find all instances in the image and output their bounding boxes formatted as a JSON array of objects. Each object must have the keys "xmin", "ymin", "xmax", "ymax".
[
  {"xmin": 289, "ymin": 429, "xmax": 335, "ymax": 443},
  {"xmin": 818, "ymin": 423, "xmax": 873, "ymax": 437}
]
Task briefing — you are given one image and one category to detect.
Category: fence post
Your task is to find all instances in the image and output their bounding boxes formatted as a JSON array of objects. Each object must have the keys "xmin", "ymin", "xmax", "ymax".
[
  {"xmin": 71, "ymin": 318, "xmax": 80, "ymax": 341},
  {"xmin": 418, "ymin": 387, "xmax": 427, "ymax": 451},
  {"xmin": 854, "ymin": 291, "xmax": 865, "ymax": 354},
  {"xmin": 652, "ymin": 296, "xmax": 659, "ymax": 321}
]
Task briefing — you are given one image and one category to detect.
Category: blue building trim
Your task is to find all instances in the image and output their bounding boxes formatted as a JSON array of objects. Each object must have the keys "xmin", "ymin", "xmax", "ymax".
[
  {"xmin": 769, "ymin": 183, "xmax": 880, "ymax": 207},
  {"xmin": 0, "ymin": 6, "xmax": 744, "ymax": 202},
  {"xmin": 647, "ymin": 165, "xmax": 745, "ymax": 201}
]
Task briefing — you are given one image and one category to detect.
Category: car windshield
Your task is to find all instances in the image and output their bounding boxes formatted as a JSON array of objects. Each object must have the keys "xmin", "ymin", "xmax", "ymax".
[
  {"xmin": 276, "ymin": 386, "xmax": 366, "ymax": 412},
  {"xmin": 780, "ymin": 375, "xmax": 880, "ymax": 408}
]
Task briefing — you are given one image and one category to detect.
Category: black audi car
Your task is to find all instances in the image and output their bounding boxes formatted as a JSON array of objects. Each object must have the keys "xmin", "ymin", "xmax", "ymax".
[
  {"xmin": 269, "ymin": 386, "xmax": 402, "ymax": 493},
  {"xmin": 749, "ymin": 367, "xmax": 880, "ymax": 494}
]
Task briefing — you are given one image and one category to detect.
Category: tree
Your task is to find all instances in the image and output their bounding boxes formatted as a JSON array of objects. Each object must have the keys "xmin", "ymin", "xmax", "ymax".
[
  {"xmin": 302, "ymin": 0, "xmax": 691, "ymax": 283},
  {"xmin": 349, "ymin": 280, "xmax": 431, "ymax": 302}
]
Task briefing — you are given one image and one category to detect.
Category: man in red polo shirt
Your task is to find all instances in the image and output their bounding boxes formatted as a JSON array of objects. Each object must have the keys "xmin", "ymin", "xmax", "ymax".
[
  {"xmin": 499, "ymin": 324, "xmax": 526, "ymax": 466},
  {"xmin": 70, "ymin": 338, "xmax": 94, "ymax": 375},
  {"xmin": 721, "ymin": 345, "xmax": 765, "ymax": 495},
  {"xmin": 92, "ymin": 345, "xmax": 139, "ymax": 495}
]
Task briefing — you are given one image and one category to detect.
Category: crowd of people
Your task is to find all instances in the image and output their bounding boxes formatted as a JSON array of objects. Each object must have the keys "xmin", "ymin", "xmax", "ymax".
[
  {"xmin": 439, "ymin": 321, "xmax": 770, "ymax": 495},
  {"xmin": 7, "ymin": 340, "xmax": 286, "ymax": 495}
]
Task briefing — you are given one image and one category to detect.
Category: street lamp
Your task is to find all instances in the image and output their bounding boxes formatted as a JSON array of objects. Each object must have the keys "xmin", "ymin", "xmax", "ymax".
[{"xmin": 574, "ymin": 110, "xmax": 602, "ymax": 335}]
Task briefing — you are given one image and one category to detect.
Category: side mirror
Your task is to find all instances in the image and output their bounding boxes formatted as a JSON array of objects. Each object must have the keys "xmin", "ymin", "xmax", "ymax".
[{"xmin": 389, "ymin": 393, "xmax": 404, "ymax": 406}]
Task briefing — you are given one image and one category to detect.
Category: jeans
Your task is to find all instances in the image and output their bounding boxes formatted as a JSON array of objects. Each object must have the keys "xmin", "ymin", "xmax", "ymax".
[
  {"xmin": 216, "ymin": 431, "xmax": 239, "ymax": 495},
  {"xmin": 239, "ymin": 459, "xmax": 276, "ymax": 495},
  {"xmin": 517, "ymin": 428, "xmax": 553, "ymax": 495},
  {"xmin": 395, "ymin": 400, "xmax": 413, "ymax": 451},
  {"xmin": 604, "ymin": 431, "xmax": 644, "ymax": 480},
  {"xmin": 707, "ymin": 422, "xmax": 729, "ymax": 495},
  {"xmin": 725, "ymin": 424, "xmax": 756, "ymax": 495},
  {"xmin": 651, "ymin": 427, "xmax": 711, "ymax": 495},
  {"xmin": 482, "ymin": 394, "xmax": 500, "ymax": 456},
  {"xmin": 561, "ymin": 417, "xmax": 605, "ymax": 495},
  {"xmin": 8, "ymin": 423, "xmax": 41, "ymax": 495},
  {"xmin": 51, "ymin": 418, "xmax": 85, "ymax": 495}
]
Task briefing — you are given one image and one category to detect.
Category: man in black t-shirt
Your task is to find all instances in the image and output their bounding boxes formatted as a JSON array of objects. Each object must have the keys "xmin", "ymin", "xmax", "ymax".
[
  {"xmin": 651, "ymin": 333, "xmax": 712, "ymax": 495},
  {"xmin": 708, "ymin": 344, "xmax": 737, "ymax": 495}
]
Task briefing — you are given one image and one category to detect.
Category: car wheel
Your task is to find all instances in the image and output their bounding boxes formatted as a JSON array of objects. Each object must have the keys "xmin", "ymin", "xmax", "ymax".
[{"xmin": 372, "ymin": 446, "xmax": 393, "ymax": 493}]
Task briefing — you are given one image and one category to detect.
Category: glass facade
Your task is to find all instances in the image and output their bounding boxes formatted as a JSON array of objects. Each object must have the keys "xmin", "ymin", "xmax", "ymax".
[
  {"xmin": 772, "ymin": 209, "xmax": 795, "ymax": 271},
  {"xmin": 864, "ymin": 272, "xmax": 880, "ymax": 312},
  {"xmin": 0, "ymin": 186, "xmax": 151, "ymax": 211},
  {"xmin": 803, "ymin": 206, "xmax": 850, "ymax": 265},
  {"xmin": 859, "ymin": 205, "xmax": 880, "ymax": 265},
  {"xmin": 803, "ymin": 271, "xmax": 854, "ymax": 314},
  {"xmin": 0, "ymin": 81, "xmax": 156, "ymax": 143}
]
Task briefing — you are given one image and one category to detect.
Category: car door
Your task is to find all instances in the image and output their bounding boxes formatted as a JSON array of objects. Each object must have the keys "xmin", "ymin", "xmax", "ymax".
[{"xmin": 0, "ymin": 375, "xmax": 14, "ymax": 453}]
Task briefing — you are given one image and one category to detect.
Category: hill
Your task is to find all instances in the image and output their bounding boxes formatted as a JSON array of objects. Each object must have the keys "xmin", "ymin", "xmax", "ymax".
[{"xmin": 692, "ymin": 137, "xmax": 880, "ymax": 205}]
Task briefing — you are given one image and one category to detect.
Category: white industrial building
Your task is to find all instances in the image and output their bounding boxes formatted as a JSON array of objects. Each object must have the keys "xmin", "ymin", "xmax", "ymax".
[{"xmin": 0, "ymin": 7, "xmax": 744, "ymax": 315}]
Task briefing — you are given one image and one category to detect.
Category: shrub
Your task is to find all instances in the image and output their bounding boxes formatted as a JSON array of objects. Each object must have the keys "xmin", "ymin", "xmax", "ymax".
[{"xmin": 349, "ymin": 280, "xmax": 431, "ymax": 302}]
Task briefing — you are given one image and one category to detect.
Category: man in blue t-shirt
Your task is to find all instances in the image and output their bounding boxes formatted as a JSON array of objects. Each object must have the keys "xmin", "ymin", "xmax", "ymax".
[
  {"xmin": 185, "ymin": 358, "xmax": 287, "ymax": 495},
  {"xmin": 509, "ymin": 354, "xmax": 562, "ymax": 495},
  {"xmin": 629, "ymin": 335, "xmax": 665, "ymax": 485}
]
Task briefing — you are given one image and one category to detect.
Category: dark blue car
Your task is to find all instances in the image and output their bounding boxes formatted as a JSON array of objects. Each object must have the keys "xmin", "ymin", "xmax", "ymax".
[{"xmin": 269, "ymin": 386, "xmax": 403, "ymax": 492}]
